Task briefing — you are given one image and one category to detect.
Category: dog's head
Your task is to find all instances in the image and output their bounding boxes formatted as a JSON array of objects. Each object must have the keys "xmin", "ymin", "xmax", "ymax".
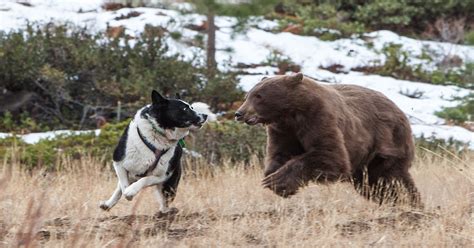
[{"xmin": 144, "ymin": 90, "xmax": 207, "ymax": 129}]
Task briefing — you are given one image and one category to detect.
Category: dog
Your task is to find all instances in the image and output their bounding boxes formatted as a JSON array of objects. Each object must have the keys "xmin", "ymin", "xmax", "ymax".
[{"xmin": 99, "ymin": 90, "xmax": 207, "ymax": 213}]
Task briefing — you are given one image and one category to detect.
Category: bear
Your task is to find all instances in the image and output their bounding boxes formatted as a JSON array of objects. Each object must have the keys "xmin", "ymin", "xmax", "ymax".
[{"xmin": 235, "ymin": 72, "xmax": 422, "ymax": 207}]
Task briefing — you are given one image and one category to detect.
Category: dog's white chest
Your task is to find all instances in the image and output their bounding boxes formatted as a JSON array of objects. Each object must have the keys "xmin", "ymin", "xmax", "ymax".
[
  {"xmin": 121, "ymin": 142, "xmax": 175, "ymax": 181},
  {"xmin": 114, "ymin": 109, "xmax": 190, "ymax": 182}
]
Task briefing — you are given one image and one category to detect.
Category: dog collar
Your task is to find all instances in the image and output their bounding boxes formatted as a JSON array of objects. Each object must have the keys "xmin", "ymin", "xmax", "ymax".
[
  {"xmin": 137, "ymin": 126, "xmax": 168, "ymax": 155},
  {"xmin": 147, "ymin": 118, "xmax": 167, "ymax": 137},
  {"xmin": 146, "ymin": 118, "xmax": 186, "ymax": 148}
]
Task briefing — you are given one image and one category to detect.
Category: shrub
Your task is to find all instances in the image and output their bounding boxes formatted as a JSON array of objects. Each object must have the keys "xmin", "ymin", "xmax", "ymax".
[
  {"xmin": 354, "ymin": 0, "xmax": 421, "ymax": 31},
  {"xmin": 0, "ymin": 23, "xmax": 243, "ymax": 132},
  {"xmin": 0, "ymin": 111, "xmax": 46, "ymax": 133},
  {"xmin": 276, "ymin": 3, "xmax": 365, "ymax": 39},
  {"xmin": 0, "ymin": 120, "xmax": 268, "ymax": 170},
  {"xmin": 465, "ymin": 30, "xmax": 474, "ymax": 45},
  {"xmin": 190, "ymin": 120, "xmax": 267, "ymax": 163},
  {"xmin": 0, "ymin": 120, "xmax": 130, "ymax": 170},
  {"xmin": 274, "ymin": 0, "xmax": 474, "ymax": 40},
  {"xmin": 435, "ymin": 94, "xmax": 474, "ymax": 125},
  {"xmin": 354, "ymin": 44, "xmax": 473, "ymax": 89},
  {"xmin": 1, "ymin": 119, "xmax": 471, "ymax": 170}
]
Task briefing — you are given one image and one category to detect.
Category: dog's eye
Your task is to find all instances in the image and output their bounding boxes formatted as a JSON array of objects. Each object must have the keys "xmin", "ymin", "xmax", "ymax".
[{"xmin": 255, "ymin": 94, "xmax": 262, "ymax": 99}]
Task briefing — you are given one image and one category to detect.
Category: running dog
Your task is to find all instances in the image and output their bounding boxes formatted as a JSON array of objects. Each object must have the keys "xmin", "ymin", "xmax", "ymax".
[{"xmin": 99, "ymin": 90, "xmax": 207, "ymax": 213}]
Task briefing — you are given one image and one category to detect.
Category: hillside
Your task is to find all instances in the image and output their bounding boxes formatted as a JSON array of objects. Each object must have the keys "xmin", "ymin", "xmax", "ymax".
[{"xmin": 0, "ymin": 0, "xmax": 473, "ymax": 148}]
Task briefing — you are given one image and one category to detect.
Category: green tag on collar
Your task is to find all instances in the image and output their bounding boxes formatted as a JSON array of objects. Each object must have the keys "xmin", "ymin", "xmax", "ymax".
[{"xmin": 178, "ymin": 139, "xmax": 186, "ymax": 148}]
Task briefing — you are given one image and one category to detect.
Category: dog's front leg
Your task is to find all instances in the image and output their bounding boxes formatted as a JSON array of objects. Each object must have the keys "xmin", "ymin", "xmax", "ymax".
[
  {"xmin": 99, "ymin": 182, "xmax": 122, "ymax": 211},
  {"xmin": 113, "ymin": 162, "xmax": 130, "ymax": 193},
  {"xmin": 123, "ymin": 175, "xmax": 170, "ymax": 201}
]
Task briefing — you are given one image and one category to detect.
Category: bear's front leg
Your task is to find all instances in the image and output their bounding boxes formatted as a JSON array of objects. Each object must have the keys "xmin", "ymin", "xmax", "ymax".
[
  {"xmin": 262, "ymin": 148, "xmax": 351, "ymax": 197},
  {"xmin": 264, "ymin": 126, "xmax": 303, "ymax": 177}
]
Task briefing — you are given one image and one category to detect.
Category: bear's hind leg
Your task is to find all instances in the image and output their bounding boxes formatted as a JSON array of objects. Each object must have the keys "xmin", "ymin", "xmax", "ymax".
[
  {"xmin": 358, "ymin": 156, "xmax": 422, "ymax": 208},
  {"xmin": 397, "ymin": 171, "xmax": 423, "ymax": 208}
]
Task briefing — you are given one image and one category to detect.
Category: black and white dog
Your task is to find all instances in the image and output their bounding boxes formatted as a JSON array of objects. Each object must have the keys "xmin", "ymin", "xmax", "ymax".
[{"xmin": 99, "ymin": 90, "xmax": 207, "ymax": 213}]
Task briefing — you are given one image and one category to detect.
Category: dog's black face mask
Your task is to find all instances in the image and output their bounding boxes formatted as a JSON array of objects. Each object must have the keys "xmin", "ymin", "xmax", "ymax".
[{"xmin": 144, "ymin": 90, "xmax": 207, "ymax": 129}]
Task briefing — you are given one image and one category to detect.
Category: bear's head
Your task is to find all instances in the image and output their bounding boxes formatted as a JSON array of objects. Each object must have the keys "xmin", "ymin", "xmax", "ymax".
[{"xmin": 235, "ymin": 72, "xmax": 304, "ymax": 125}]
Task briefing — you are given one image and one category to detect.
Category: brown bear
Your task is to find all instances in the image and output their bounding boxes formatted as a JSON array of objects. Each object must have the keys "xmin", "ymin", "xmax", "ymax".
[{"xmin": 235, "ymin": 73, "xmax": 421, "ymax": 207}]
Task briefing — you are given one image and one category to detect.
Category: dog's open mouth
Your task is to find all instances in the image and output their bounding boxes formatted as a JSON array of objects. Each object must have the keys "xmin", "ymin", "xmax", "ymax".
[
  {"xmin": 193, "ymin": 123, "xmax": 203, "ymax": 128},
  {"xmin": 192, "ymin": 119, "xmax": 206, "ymax": 128}
]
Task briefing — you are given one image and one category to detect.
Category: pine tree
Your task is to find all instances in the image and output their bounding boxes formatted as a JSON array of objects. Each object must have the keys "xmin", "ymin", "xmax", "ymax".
[{"xmin": 190, "ymin": 0, "xmax": 278, "ymax": 79}]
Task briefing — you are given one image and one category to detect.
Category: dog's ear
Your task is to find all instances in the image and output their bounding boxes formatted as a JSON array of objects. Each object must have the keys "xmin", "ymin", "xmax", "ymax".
[
  {"xmin": 175, "ymin": 93, "xmax": 181, "ymax": 100},
  {"xmin": 152, "ymin": 90, "xmax": 167, "ymax": 106}
]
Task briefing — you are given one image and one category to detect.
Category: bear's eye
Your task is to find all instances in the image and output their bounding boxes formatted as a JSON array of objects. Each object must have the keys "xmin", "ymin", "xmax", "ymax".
[{"xmin": 255, "ymin": 94, "xmax": 262, "ymax": 99}]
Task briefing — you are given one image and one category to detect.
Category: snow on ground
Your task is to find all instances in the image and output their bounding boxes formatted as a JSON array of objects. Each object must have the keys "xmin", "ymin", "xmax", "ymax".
[
  {"xmin": 0, "ymin": 130, "xmax": 100, "ymax": 144},
  {"xmin": 0, "ymin": 0, "xmax": 473, "ymax": 148}
]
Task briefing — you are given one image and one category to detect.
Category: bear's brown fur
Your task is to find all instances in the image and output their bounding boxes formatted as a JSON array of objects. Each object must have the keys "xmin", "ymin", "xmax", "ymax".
[{"xmin": 235, "ymin": 73, "xmax": 421, "ymax": 207}]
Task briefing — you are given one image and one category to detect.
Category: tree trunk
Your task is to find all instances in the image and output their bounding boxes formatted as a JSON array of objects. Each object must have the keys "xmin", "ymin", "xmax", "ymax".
[{"xmin": 206, "ymin": 11, "xmax": 216, "ymax": 79}]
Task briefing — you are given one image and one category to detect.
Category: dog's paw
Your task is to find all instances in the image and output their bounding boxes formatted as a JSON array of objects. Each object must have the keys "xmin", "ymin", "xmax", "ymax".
[
  {"xmin": 123, "ymin": 187, "xmax": 138, "ymax": 201},
  {"xmin": 99, "ymin": 201, "xmax": 111, "ymax": 211}
]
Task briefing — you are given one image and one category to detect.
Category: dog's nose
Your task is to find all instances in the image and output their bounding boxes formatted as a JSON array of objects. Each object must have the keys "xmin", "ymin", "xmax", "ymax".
[{"xmin": 235, "ymin": 112, "xmax": 242, "ymax": 118}]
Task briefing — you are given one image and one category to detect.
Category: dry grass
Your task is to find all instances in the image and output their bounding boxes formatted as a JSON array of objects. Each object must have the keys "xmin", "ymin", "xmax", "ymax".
[{"xmin": 0, "ymin": 151, "xmax": 473, "ymax": 247}]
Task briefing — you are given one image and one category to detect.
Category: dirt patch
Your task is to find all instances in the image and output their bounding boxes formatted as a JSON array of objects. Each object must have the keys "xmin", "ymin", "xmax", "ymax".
[
  {"xmin": 337, "ymin": 211, "xmax": 437, "ymax": 235},
  {"xmin": 36, "ymin": 209, "xmax": 183, "ymax": 243},
  {"xmin": 35, "ymin": 209, "xmax": 286, "ymax": 244}
]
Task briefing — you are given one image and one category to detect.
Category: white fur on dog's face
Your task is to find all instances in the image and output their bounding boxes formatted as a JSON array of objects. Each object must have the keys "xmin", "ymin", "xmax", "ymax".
[{"xmin": 191, "ymin": 102, "xmax": 217, "ymax": 122}]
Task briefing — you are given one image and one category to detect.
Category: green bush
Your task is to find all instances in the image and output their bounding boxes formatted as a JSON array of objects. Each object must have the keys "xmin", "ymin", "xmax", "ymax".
[
  {"xmin": 0, "ymin": 120, "xmax": 267, "ymax": 170},
  {"xmin": 276, "ymin": 3, "xmax": 365, "ymax": 39},
  {"xmin": 190, "ymin": 120, "xmax": 267, "ymax": 163},
  {"xmin": 355, "ymin": 44, "xmax": 473, "ymax": 89},
  {"xmin": 435, "ymin": 94, "xmax": 474, "ymax": 124},
  {"xmin": 274, "ymin": 0, "xmax": 474, "ymax": 40},
  {"xmin": 1, "ymin": 119, "xmax": 470, "ymax": 170},
  {"xmin": 0, "ymin": 111, "xmax": 46, "ymax": 132},
  {"xmin": 354, "ymin": 0, "xmax": 421, "ymax": 31},
  {"xmin": 0, "ymin": 23, "xmax": 243, "ymax": 132},
  {"xmin": 465, "ymin": 31, "xmax": 474, "ymax": 45},
  {"xmin": 0, "ymin": 120, "xmax": 130, "ymax": 170}
]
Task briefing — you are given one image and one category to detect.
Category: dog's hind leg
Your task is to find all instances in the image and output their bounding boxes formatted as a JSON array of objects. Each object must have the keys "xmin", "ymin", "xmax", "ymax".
[
  {"xmin": 123, "ymin": 174, "xmax": 170, "ymax": 201},
  {"xmin": 154, "ymin": 185, "xmax": 170, "ymax": 213},
  {"xmin": 114, "ymin": 162, "xmax": 130, "ymax": 193},
  {"xmin": 99, "ymin": 182, "xmax": 122, "ymax": 211}
]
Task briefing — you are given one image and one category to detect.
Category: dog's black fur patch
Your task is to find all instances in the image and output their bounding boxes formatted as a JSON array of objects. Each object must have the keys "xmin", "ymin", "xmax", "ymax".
[
  {"xmin": 148, "ymin": 90, "xmax": 205, "ymax": 129},
  {"xmin": 162, "ymin": 144, "xmax": 183, "ymax": 203},
  {"xmin": 113, "ymin": 123, "xmax": 129, "ymax": 162}
]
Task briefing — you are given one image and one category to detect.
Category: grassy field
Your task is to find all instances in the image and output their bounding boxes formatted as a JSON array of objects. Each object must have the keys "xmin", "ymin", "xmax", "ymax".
[{"xmin": 0, "ymin": 151, "xmax": 472, "ymax": 247}]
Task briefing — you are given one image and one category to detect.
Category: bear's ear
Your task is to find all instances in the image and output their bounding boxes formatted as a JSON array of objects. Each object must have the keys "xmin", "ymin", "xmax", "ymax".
[
  {"xmin": 289, "ymin": 72, "xmax": 303, "ymax": 83},
  {"xmin": 152, "ymin": 90, "xmax": 168, "ymax": 106}
]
